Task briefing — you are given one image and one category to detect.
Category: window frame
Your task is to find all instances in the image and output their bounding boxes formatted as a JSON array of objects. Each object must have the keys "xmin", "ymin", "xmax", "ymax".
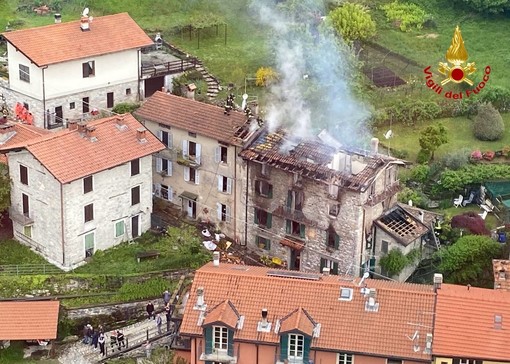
[
  {"xmin": 106, "ymin": 92, "xmax": 114, "ymax": 108},
  {"xmin": 213, "ymin": 326, "xmax": 228, "ymax": 351},
  {"xmin": 131, "ymin": 158, "xmax": 140, "ymax": 176},
  {"xmin": 82, "ymin": 60, "xmax": 95, "ymax": 78},
  {"xmin": 19, "ymin": 64, "xmax": 30, "ymax": 83},
  {"xmin": 338, "ymin": 353, "xmax": 354, "ymax": 364},
  {"xmin": 288, "ymin": 333, "xmax": 304, "ymax": 360},
  {"xmin": 84, "ymin": 203, "xmax": 94, "ymax": 223},
  {"xmin": 23, "ymin": 225, "xmax": 32, "ymax": 238},
  {"xmin": 327, "ymin": 230, "xmax": 340, "ymax": 249},
  {"xmin": 83, "ymin": 176, "xmax": 93, "ymax": 194},
  {"xmin": 20, "ymin": 164, "xmax": 28, "ymax": 185},
  {"xmin": 255, "ymin": 180, "xmax": 273, "ymax": 198},
  {"xmin": 256, "ymin": 235, "xmax": 271, "ymax": 250},
  {"xmin": 22, "ymin": 193, "xmax": 29, "ymax": 217},
  {"xmin": 131, "ymin": 185, "xmax": 141, "ymax": 206},
  {"xmin": 84, "ymin": 231, "xmax": 95, "ymax": 257},
  {"xmin": 114, "ymin": 220, "xmax": 125, "ymax": 238}
]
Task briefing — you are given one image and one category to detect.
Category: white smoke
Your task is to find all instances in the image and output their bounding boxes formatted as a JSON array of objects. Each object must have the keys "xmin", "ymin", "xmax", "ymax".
[{"xmin": 250, "ymin": 0, "xmax": 370, "ymax": 146}]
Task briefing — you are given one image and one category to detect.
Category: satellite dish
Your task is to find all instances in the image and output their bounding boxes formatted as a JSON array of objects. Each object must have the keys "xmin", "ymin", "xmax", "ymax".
[
  {"xmin": 384, "ymin": 130, "xmax": 393, "ymax": 139},
  {"xmin": 82, "ymin": 7, "xmax": 89, "ymax": 16},
  {"xmin": 362, "ymin": 272, "xmax": 370, "ymax": 279},
  {"xmin": 241, "ymin": 93, "xmax": 248, "ymax": 110}
]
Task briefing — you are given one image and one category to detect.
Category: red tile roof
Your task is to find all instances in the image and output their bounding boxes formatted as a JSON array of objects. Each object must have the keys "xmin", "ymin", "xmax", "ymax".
[
  {"xmin": 135, "ymin": 91, "xmax": 253, "ymax": 146},
  {"xmin": 0, "ymin": 123, "xmax": 50, "ymax": 164},
  {"xmin": 180, "ymin": 263, "xmax": 435, "ymax": 360},
  {"xmin": 203, "ymin": 300, "xmax": 240, "ymax": 330},
  {"xmin": 2, "ymin": 13, "xmax": 153, "ymax": 66},
  {"xmin": 0, "ymin": 301, "xmax": 59, "ymax": 340},
  {"xmin": 0, "ymin": 114, "xmax": 165, "ymax": 183},
  {"xmin": 434, "ymin": 283, "xmax": 510, "ymax": 361}
]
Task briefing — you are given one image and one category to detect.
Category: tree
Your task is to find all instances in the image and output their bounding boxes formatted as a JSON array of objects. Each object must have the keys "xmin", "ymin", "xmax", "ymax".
[
  {"xmin": 473, "ymin": 102, "xmax": 505, "ymax": 141},
  {"xmin": 328, "ymin": 3, "xmax": 376, "ymax": 43},
  {"xmin": 455, "ymin": 0, "xmax": 510, "ymax": 13},
  {"xmin": 0, "ymin": 163, "xmax": 10, "ymax": 213},
  {"xmin": 418, "ymin": 122, "xmax": 448, "ymax": 161},
  {"xmin": 438, "ymin": 235, "xmax": 502, "ymax": 288},
  {"xmin": 379, "ymin": 248, "xmax": 408, "ymax": 276}
]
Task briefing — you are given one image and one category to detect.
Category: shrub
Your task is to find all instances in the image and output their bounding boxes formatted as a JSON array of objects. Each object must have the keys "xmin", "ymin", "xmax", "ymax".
[
  {"xmin": 380, "ymin": 1, "xmax": 430, "ymax": 31},
  {"xmin": 409, "ymin": 164, "xmax": 430, "ymax": 184},
  {"xmin": 379, "ymin": 249, "xmax": 408, "ymax": 276},
  {"xmin": 380, "ymin": 100, "xmax": 441, "ymax": 127},
  {"xmin": 481, "ymin": 86, "xmax": 510, "ymax": 111},
  {"xmin": 456, "ymin": 0, "xmax": 510, "ymax": 14},
  {"xmin": 416, "ymin": 149, "xmax": 431, "ymax": 164},
  {"xmin": 451, "ymin": 212, "xmax": 490, "ymax": 235},
  {"xmin": 398, "ymin": 187, "xmax": 427, "ymax": 207},
  {"xmin": 255, "ymin": 67, "xmax": 278, "ymax": 87},
  {"xmin": 111, "ymin": 102, "xmax": 140, "ymax": 114},
  {"xmin": 483, "ymin": 151, "xmax": 495, "ymax": 161},
  {"xmin": 470, "ymin": 150, "xmax": 483, "ymax": 161},
  {"xmin": 439, "ymin": 164, "xmax": 510, "ymax": 192},
  {"xmin": 439, "ymin": 149, "xmax": 470, "ymax": 170},
  {"xmin": 328, "ymin": 3, "xmax": 376, "ymax": 43},
  {"xmin": 473, "ymin": 102, "xmax": 505, "ymax": 141}
]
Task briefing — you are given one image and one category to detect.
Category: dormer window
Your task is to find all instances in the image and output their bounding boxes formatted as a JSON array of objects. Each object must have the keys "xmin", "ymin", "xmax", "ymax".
[{"xmin": 213, "ymin": 326, "xmax": 228, "ymax": 351}]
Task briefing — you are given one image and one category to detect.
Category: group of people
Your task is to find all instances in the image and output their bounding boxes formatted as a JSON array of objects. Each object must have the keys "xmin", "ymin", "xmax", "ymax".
[
  {"xmin": 82, "ymin": 323, "xmax": 125, "ymax": 357},
  {"xmin": 146, "ymin": 290, "xmax": 175, "ymax": 335}
]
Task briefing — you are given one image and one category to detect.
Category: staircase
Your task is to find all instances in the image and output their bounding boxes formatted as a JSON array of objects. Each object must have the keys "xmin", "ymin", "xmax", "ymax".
[{"xmin": 195, "ymin": 62, "xmax": 221, "ymax": 100}]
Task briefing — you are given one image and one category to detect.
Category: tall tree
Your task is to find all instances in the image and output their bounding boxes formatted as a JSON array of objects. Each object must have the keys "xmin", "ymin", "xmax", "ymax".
[
  {"xmin": 438, "ymin": 235, "xmax": 502, "ymax": 288},
  {"xmin": 419, "ymin": 122, "xmax": 448, "ymax": 161},
  {"xmin": 327, "ymin": 3, "xmax": 376, "ymax": 43}
]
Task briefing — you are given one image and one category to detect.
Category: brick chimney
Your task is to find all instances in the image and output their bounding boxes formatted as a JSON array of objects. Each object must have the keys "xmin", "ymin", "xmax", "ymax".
[
  {"xmin": 85, "ymin": 126, "xmax": 97, "ymax": 142},
  {"xmin": 77, "ymin": 122, "xmax": 87, "ymax": 134},
  {"xmin": 115, "ymin": 116, "xmax": 128, "ymax": 131},
  {"xmin": 136, "ymin": 127, "xmax": 147, "ymax": 143},
  {"xmin": 68, "ymin": 120, "xmax": 78, "ymax": 131}
]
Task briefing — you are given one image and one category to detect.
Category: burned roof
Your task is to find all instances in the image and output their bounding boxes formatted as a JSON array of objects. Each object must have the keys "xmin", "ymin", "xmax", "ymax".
[
  {"xmin": 240, "ymin": 127, "xmax": 399, "ymax": 191},
  {"xmin": 375, "ymin": 205, "xmax": 430, "ymax": 246}
]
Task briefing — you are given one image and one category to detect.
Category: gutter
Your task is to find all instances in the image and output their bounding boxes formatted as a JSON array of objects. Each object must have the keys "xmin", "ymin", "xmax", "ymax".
[
  {"xmin": 42, "ymin": 66, "xmax": 47, "ymax": 129},
  {"xmin": 137, "ymin": 49, "xmax": 142, "ymax": 101},
  {"xmin": 60, "ymin": 182, "xmax": 65, "ymax": 266}
]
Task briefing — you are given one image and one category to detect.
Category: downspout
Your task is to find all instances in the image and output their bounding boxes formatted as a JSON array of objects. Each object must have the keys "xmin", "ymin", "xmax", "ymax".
[
  {"xmin": 256, "ymin": 343, "xmax": 259, "ymax": 363},
  {"xmin": 137, "ymin": 49, "xmax": 142, "ymax": 101},
  {"xmin": 359, "ymin": 207, "xmax": 366, "ymax": 276},
  {"xmin": 194, "ymin": 338, "xmax": 197, "ymax": 364},
  {"xmin": 233, "ymin": 146, "xmax": 237, "ymax": 240},
  {"xmin": 60, "ymin": 182, "xmax": 65, "ymax": 267},
  {"xmin": 42, "ymin": 66, "xmax": 48, "ymax": 129},
  {"xmin": 244, "ymin": 160, "xmax": 249, "ymax": 246}
]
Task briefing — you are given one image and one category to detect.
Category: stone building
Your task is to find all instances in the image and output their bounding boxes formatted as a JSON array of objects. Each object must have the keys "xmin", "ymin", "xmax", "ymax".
[
  {"xmin": 0, "ymin": 114, "xmax": 164, "ymax": 269},
  {"xmin": 1, "ymin": 13, "xmax": 153, "ymax": 129},
  {"xmin": 135, "ymin": 91, "xmax": 260, "ymax": 241},
  {"xmin": 239, "ymin": 127, "xmax": 404, "ymax": 276}
]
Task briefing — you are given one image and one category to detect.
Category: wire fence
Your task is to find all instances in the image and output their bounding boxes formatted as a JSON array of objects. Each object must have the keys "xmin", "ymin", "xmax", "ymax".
[{"xmin": 0, "ymin": 264, "xmax": 63, "ymax": 276}]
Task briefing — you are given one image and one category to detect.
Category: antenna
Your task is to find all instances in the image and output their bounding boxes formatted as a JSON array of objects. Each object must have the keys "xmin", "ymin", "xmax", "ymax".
[
  {"xmin": 82, "ymin": 7, "xmax": 89, "ymax": 16},
  {"xmin": 358, "ymin": 271, "xmax": 370, "ymax": 287}
]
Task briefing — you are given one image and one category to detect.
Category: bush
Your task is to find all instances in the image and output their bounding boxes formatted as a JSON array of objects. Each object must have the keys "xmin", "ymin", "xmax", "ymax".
[
  {"xmin": 483, "ymin": 151, "xmax": 495, "ymax": 161},
  {"xmin": 455, "ymin": 0, "xmax": 510, "ymax": 14},
  {"xmin": 451, "ymin": 212, "xmax": 490, "ymax": 235},
  {"xmin": 409, "ymin": 164, "xmax": 430, "ymax": 183},
  {"xmin": 439, "ymin": 149, "xmax": 470, "ymax": 170},
  {"xmin": 416, "ymin": 149, "xmax": 431, "ymax": 164},
  {"xmin": 380, "ymin": 1, "xmax": 431, "ymax": 31},
  {"xmin": 398, "ymin": 187, "xmax": 427, "ymax": 207},
  {"xmin": 328, "ymin": 3, "xmax": 376, "ymax": 43},
  {"xmin": 378, "ymin": 100, "xmax": 441, "ymax": 127},
  {"xmin": 255, "ymin": 67, "xmax": 278, "ymax": 87},
  {"xmin": 470, "ymin": 150, "xmax": 483, "ymax": 161},
  {"xmin": 112, "ymin": 102, "xmax": 140, "ymax": 114},
  {"xmin": 172, "ymin": 70, "xmax": 205, "ymax": 96},
  {"xmin": 481, "ymin": 86, "xmax": 510, "ymax": 111},
  {"xmin": 379, "ymin": 249, "xmax": 408, "ymax": 276},
  {"xmin": 438, "ymin": 164, "xmax": 510, "ymax": 192},
  {"xmin": 473, "ymin": 102, "xmax": 505, "ymax": 141}
]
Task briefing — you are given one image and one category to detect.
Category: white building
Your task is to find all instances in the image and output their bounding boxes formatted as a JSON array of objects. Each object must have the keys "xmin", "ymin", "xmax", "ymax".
[
  {"xmin": 1, "ymin": 13, "xmax": 153, "ymax": 129},
  {"xmin": 0, "ymin": 114, "xmax": 164, "ymax": 269},
  {"xmin": 135, "ymin": 91, "xmax": 260, "ymax": 241}
]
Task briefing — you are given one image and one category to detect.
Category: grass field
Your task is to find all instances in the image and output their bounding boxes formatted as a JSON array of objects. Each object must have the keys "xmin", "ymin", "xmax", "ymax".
[{"xmin": 377, "ymin": 113, "xmax": 510, "ymax": 161}]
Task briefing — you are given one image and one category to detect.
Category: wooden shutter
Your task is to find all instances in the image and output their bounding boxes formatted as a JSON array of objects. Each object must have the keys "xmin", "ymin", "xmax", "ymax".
[
  {"xmin": 226, "ymin": 205, "xmax": 231, "ymax": 222},
  {"xmin": 267, "ymin": 213, "xmax": 272, "ymax": 228},
  {"xmin": 320, "ymin": 258, "xmax": 326, "ymax": 273},
  {"xmin": 287, "ymin": 190, "xmax": 292, "ymax": 209},
  {"xmin": 167, "ymin": 132, "xmax": 173, "ymax": 148},
  {"xmin": 182, "ymin": 140, "xmax": 189, "ymax": 157},
  {"xmin": 227, "ymin": 329, "xmax": 234, "ymax": 356},
  {"xmin": 82, "ymin": 62, "xmax": 88, "ymax": 77},
  {"xmin": 156, "ymin": 157, "xmax": 162, "ymax": 173},
  {"xmin": 167, "ymin": 186, "xmax": 173, "ymax": 201},
  {"xmin": 334, "ymin": 233, "xmax": 340, "ymax": 249},
  {"xmin": 195, "ymin": 170, "xmax": 200, "ymax": 185},
  {"xmin": 215, "ymin": 146, "xmax": 221, "ymax": 163},
  {"xmin": 332, "ymin": 262, "xmax": 339, "ymax": 275},
  {"xmin": 303, "ymin": 336, "xmax": 311, "ymax": 363},
  {"xmin": 153, "ymin": 183, "xmax": 161, "ymax": 197},
  {"xmin": 279, "ymin": 335, "xmax": 288, "ymax": 361},
  {"xmin": 268, "ymin": 184, "xmax": 273, "ymax": 198},
  {"xmin": 204, "ymin": 327, "xmax": 213, "ymax": 355},
  {"xmin": 195, "ymin": 143, "xmax": 202, "ymax": 164},
  {"xmin": 167, "ymin": 161, "xmax": 173, "ymax": 176},
  {"xmin": 300, "ymin": 224, "xmax": 306, "ymax": 238},
  {"xmin": 226, "ymin": 178, "xmax": 232, "ymax": 194},
  {"xmin": 217, "ymin": 175, "xmax": 223, "ymax": 192},
  {"xmin": 183, "ymin": 166, "xmax": 190, "ymax": 182}
]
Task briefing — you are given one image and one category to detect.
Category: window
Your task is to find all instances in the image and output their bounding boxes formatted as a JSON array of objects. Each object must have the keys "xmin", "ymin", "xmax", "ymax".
[
  {"xmin": 131, "ymin": 186, "xmax": 141, "ymax": 206},
  {"xmin": 215, "ymin": 146, "xmax": 228, "ymax": 163},
  {"xmin": 286, "ymin": 190, "xmax": 304, "ymax": 211},
  {"xmin": 20, "ymin": 165, "xmax": 28, "ymax": 185},
  {"xmin": 82, "ymin": 97, "xmax": 90, "ymax": 113},
  {"xmin": 70, "ymin": 102, "xmax": 75, "ymax": 109},
  {"xmin": 261, "ymin": 163, "xmax": 269, "ymax": 176},
  {"xmin": 327, "ymin": 230, "xmax": 340, "ymax": 249},
  {"xmin": 107, "ymin": 92, "xmax": 114, "ymax": 108},
  {"xmin": 255, "ymin": 180, "xmax": 273, "ymax": 198},
  {"xmin": 153, "ymin": 184, "xmax": 173, "ymax": 202},
  {"xmin": 156, "ymin": 157, "xmax": 172, "ymax": 176},
  {"xmin": 213, "ymin": 326, "xmax": 228, "ymax": 350},
  {"xmin": 19, "ymin": 64, "xmax": 30, "ymax": 83},
  {"xmin": 158, "ymin": 130, "xmax": 173, "ymax": 148},
  {"xmin": 131, "ymin": 158, "xmax": 140, "ymax": 176},
  {"xmin": 115, "ymin": 221, "xmax": 125, "ymax": 237},
  {"xmin": 329, "ymin": 204, "xmax": 340, "ymax": 217},
  {"xmin": 256, "ymin": 236, "xmax": 271, "ymax": 250},
  {"xmin": 217, "ymin": 203, "xmax": 231, "ymax": 222},
  {"xmin": 182, "ymin": 140, "xmax": 201, "ymax": 163},
  {"xmin": 22, "ymin": 193, "xmax": 29, "ymax": 216},
  {"xmin": 339, "ymin": 288, "xmax": 353, "ymax": 301},
  {"xmin": 286, "ymin": 220, "xmax": 305, "ymax": 238},
  {"xmin": 338, "ymin": 353, "xmax": 353, "ymax": 364},
  {"xmin": 387, "ymin": 360, "xmax": 402, "ymax": 364},
  {"xmin": 320, "ymin": 258, "xmax": 339, "ymax": 275},
  {"xmin": 254, "ymin": 208, "xmax": 272, "ymax": 228},
  {"xmin": 84, "ymin": 204, "xmax": 94, "ymax": 222},
  {"xmin": 188, "ymin": 131, "xmax": 197, "ymax": 138},
  {"xmin": 184, "ymin": 167, "xmax": 199, "ymax": 184},
  {"xmin": 23, "ymin": 225, "xmax": 32, "ymax": 238},
  {"xmin": 84, "ymin": 232, "xmax": 94, "ymax": 257},
  {"xmin": 288, "ymin": 334, "xmax": 304, "ymax": 360},
  {"xmin": 82, "ymin": 61, "xmax": 95, "ymax": 78},
  {"xmin": 217, "ymin": 176, "xmax": 232, "ymax": 194},
  {"xmin": 126, "ymin": 88, "xmax": 132, "ymax": 95},
  {"xmin": 381, "ymin": 240, "xmax": 389, "ymax": 254},
  {"xmin": 83, "ymin": 176, "xmax": 93, "ymax": 194}
]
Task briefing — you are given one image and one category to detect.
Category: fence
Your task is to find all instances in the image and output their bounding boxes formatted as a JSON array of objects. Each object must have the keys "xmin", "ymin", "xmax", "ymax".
[{"xmin": 0, "ymin": 264, "xmax": 63, "ymax": 276}]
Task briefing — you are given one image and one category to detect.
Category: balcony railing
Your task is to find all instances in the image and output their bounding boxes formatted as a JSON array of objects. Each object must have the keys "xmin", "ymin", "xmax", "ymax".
[
  {"xmin": 45, "ymin": 112, "xmax": 64, "ymax": 130},
  {"xmin": 198, "ymin": 342, "xmax": 237, "ymax": 364},
  {"xmin": 141, "ymin": 58, "xmax": 199, "ymax": 78},
  {"xmin": 8, "ymin": 207, "xmax": 33, "ymax": 225}
]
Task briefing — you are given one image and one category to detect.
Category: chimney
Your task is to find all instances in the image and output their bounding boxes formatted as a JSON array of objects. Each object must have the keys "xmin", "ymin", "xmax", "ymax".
[
  {"xmin": 161, "ymin": 87, "xmax": 167, "ymax": 93},
  {"xmin": 115, "ymin": 116, "xmax": 128, "ymax": 131},
  {"xmin": 261, "ymin": 309, "xmax": 268, "ymax": 325},
  {"xmin": 371, "ymin": 137, "xmax": 379, "ymax": 155},
  {"xmin": 322, "ymin": 267, "xmax": 330, "ymax": 276},
  {"xmin": 433, "ymin": 273, "xmax": 443, "ymax": 291},
  {"xmin": 213, "ymin": 251, "xmax": 220, "ymax": 267},
  {"xmin": 54, "ymin": 13, "xmax": 62, "ymax": 23},
  {"xmin": 186, "ymin": 83, "xmax": 197, "ymax": 100},
  {"xmin": 85, "ymin": 126, "xmax": 97, "ymax": 142},
  {"xmin": 80, "ymin": 16, "xmax": 90, "ymax": 31},
  {"xmin": 257, "ymin": 308, "xmax": 271, "ymax": 332},
  {"xmin": 136, "ymin": 127, "xmax": 147, "ymax": 143},
  {"xmin": 77, "ymin": 122, "xmax": 87, "ymax": 134},
  {"xmin": 68, "ymin": 120, "xmax": 78, "ymax": 131},
  {"xmin": 196, "ymin": 287, "xmax": 204, "ymax": 307}
]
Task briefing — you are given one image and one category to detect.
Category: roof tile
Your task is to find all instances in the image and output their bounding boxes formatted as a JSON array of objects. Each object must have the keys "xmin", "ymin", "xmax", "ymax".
[
  {"xmin": 0, "ymin": 301, "xmax": 59, "ymax": 340},
  {"xmin": 0, "ymin": 123, "xmax": 50, "ymax": 164},
  {"xmin": 203, "ymin": 300, "xmax": 240, "ymax": 329}
]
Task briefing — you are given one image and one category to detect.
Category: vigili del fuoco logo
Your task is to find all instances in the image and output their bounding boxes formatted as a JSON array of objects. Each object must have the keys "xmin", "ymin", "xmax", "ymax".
[{"xmin": 423, "ymin": 25, "xmax": 491, "ymax": 99}]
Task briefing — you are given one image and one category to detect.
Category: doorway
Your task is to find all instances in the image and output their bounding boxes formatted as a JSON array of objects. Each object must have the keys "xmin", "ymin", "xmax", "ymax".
[
  {"xmin": 290, "ymin": 248, "xmax": 301, "ymax": 271},
  {"xmin": 131, "ymin": 215, "xmax": 139, "ymax": 238},
  {"xmin": 54, "ymin": 106, "xmax": 63, "ymax": 122}
]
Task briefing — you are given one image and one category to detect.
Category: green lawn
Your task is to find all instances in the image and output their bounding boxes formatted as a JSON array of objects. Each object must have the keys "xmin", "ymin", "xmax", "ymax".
[
  {"xmin": 378, "ymin": 113, "xmax": 510, "ymax": 161},
  {"xmin": 0, "ymin": 239, "xmax": 54, "ymax": 265}
]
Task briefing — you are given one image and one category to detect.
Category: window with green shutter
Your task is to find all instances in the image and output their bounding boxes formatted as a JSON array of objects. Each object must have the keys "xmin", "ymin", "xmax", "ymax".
[
  {"xmin": 287, "ymin": 190, "xmax": 293, "ymax": 209},
  {"xmin": 204, "ymin": 327, "xmax": 213, "ymax": 354},
  {"xmin": 286, "ymin": 219, "xmax": 291, "ymax": 234},
  {"xmin": 279, "ymin": 334, "xmax": 288, "ymax": 361},
  {"xmin": 300, "ymin": 224, "xmax": 306, "ymax": 238},
  {"xmin": 256, "ymin": 236, "xmax": 271, "ymax": 250},
  {"xmin": 227, "ymin": 329, "xmax": 234, "ymax": 356},
  {"xmin": 327, "ymin": 229, "xmax": 340, "ymax": 249},
  {"xmin": 303, "ymin": 336, "xmax": 311, "ymax": 362},
  {"xmin": 115, "ymin": 221, "xmax": 125, "ymax": 237},
  {"xmin": 267, "ymin": 213, "xmax": 272, "ymax": 228}
]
